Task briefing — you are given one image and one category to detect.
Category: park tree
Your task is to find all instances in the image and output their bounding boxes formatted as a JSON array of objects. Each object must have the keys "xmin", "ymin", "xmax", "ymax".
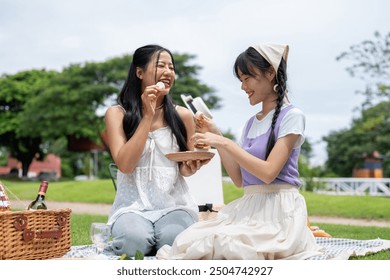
[
  {"xmin": 324, "ymin": 31, "xmax": 390, "ymax": 176},
  {"xmin": 19, "ymin": 53, "xmax": 217, "ymax": 141},
  {"xmin": 19, "ymin": 58, "xmax": 125, "ymax": 141},
  {"xmin": 0, "ymin": 69, "xmax": 58, "ymax": 177},
  {"xmin": 324, "ymin": 101, "xmax": 390, "ymax": 177},
  {"xmin": 336, "ymin": 31, "xmax": 390, "ymax": 108},
  {"xmin": 0, "ymin": 52, "xmax": 219, "ymax": 178}
]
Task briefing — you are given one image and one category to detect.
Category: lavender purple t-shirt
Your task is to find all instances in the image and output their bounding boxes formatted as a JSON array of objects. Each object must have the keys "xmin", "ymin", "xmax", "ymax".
[{"xmin": 239, "ymin": 104, "xmax": 304, "ymax": 187}]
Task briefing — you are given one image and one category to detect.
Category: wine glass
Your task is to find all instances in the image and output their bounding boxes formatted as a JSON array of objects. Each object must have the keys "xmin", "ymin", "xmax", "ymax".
[{"xmin": 90, "ymin": 222, "xmax": 110, "ymax": 255}]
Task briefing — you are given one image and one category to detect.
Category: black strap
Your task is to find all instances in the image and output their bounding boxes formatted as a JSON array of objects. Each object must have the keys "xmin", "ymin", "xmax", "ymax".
[{"xmin": 198, "ymin": 203, "xmax": 218, "ymax": 212}]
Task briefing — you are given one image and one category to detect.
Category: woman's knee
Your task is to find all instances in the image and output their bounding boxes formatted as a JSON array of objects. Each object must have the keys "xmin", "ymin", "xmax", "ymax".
[
  {"xmin": 111, "ymin": 231, "xmax": 154, "ymax": 257},
  {"xmin": 154, "ymin": 210, "xmax": 195, "ymax": 249},
  {"xmin": 110, "ymin": 213, "xmax": 155, "ymax": 256}
]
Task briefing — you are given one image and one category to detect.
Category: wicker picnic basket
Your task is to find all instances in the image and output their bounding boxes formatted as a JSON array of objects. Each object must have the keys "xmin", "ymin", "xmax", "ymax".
[{"xmin": 0, "ymin": 208, "xmax": 72, "ymax": 260}]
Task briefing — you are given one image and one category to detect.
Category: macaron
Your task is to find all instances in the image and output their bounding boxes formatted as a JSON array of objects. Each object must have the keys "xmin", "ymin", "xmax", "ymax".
[{"xmin": 156, "ymin": 82, "xmax": 165, "ymax": 90}]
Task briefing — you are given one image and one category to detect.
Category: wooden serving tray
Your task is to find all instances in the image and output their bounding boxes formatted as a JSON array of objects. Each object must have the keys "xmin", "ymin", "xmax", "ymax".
[{"xmin": 165, "ymin": 151, "xmax": 214, "ymax": 162}]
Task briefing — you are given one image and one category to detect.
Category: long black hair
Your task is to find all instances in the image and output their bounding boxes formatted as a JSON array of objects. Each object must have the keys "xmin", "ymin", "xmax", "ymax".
[
  {"xmin": 233, "ymin": 46, "xmax": 288, "ymax": 159},
  {"xmin": 117, "ymin": 44, "xmax": 188, "ymax": 151}
]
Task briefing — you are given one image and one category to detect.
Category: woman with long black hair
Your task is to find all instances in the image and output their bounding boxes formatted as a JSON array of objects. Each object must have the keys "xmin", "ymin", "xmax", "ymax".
[{"xmin": 104, "ymin": 44, "xmax": 209, "ymax": 257}]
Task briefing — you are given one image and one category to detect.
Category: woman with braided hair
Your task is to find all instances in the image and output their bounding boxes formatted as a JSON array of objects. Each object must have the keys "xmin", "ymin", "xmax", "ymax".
[{"xmin": 157, "ymin": 43, "xmax": 324, "ymax": 260}]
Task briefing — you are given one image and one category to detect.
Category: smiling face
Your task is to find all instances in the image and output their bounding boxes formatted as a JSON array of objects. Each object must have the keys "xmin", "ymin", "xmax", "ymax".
[
  {"xmin": 137, "ymin": 50, "xmax": 175, "ymax": 95},
  {"xmin": 237, "ymin": 66, "xmax": 275, "ymax": 106}
]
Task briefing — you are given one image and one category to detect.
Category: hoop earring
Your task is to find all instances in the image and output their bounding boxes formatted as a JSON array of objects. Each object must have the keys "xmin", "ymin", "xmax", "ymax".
[{"xmin": 273, "ymin": 84, "xmax": 279, "ymax": 92}]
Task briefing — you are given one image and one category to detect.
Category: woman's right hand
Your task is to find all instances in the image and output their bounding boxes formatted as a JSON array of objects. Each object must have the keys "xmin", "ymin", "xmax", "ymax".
[
  {"xmin": 141, "ymin": 85, "xmax": 163, "ymax": 116},
  {"xmin": 194, "ymin": 112, "xmax": 220, "ymax": 135},
  {"xmin": 179, "ymin": 159, "xmax": 211, "ymax": 177}
]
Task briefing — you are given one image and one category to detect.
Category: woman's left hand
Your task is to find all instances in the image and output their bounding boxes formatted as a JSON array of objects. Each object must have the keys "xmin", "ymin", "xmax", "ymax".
[
  {"xmin": 191, "ymin": 132, "xmax": 225, "ymax": 149},
  {"xmin": 179, "ymin": 159, "xmax": 211, "ymax": 177},
  {"xmin": 194, "ymin": 112, "xmax": 220, "ymax": 135}
]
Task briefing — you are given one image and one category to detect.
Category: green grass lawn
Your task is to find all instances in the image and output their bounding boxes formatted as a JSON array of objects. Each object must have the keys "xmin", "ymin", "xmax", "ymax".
[
  {"xmin": 71, "ymin": 214, "xmax": 108, "ymax": 245},
  {"xmin": 2, "ymin": 178, "xmax": 390, "ymax": 259},
  {"xmin": 3, "ymin": 179, "xmax": 116, "ymax": 204},
  {"xmin": 302, "ymin": 191, "xmax": 390, "ymax": 220}
]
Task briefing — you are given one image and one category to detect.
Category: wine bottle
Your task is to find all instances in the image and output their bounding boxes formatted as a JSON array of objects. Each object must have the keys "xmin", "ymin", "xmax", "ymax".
[{"xmin": 27, "ymin": 181, "xmax": 49, "ymax": 210}]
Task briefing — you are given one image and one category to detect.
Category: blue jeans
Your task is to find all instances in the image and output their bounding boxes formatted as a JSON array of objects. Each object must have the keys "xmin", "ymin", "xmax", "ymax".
[{"xmin": 110, "ymin": 210, "xmax": 195, "ymax": 257}]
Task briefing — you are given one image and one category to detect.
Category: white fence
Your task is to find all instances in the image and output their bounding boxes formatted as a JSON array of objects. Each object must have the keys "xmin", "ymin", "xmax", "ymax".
[{"xmin": 311, "ymin": 177, "xmax": 390, "ymax": 197}]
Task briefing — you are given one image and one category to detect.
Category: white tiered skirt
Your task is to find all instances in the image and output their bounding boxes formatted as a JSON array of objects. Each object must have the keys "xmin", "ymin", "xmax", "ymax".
[{"xmin": 157, "ymin": 184, "xmax": 324, "ymax": 260}]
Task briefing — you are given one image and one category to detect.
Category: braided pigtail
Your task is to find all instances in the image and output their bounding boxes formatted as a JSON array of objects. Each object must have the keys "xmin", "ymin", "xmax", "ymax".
[{"xmin": 265, "ymin": 58, "xmax": 287, "ymax": 159}]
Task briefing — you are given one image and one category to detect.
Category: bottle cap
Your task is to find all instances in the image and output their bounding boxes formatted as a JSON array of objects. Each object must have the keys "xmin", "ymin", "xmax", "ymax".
[{"xmin": 38, "ymin": 181, "xmax": 49, "ymax": 195}]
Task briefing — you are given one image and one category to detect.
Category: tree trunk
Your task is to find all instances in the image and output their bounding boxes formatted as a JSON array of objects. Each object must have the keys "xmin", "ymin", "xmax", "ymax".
[
  {"xmin": 21, "ymin": 157, "xmax": 34, "ymax": 178},
  {"xmin": 11, "ymin": 137, "xmax": 42, "ymax": 179}
]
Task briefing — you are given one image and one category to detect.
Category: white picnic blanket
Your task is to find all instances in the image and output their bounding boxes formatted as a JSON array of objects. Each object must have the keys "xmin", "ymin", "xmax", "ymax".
[{"xmin": 63, "ymin": 237, "xmax": 390, "ymax": 260}]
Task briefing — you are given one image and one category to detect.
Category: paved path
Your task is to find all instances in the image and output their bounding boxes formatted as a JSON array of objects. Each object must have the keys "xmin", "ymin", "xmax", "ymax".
[
  {"xmin": 308, "ymin": 215, "xmax": 390, "ymax": 228},
  {"xmin": 10, "ymin": 200, "xmax": 112, "ymax": 216},
  {"xmin": 10, "ymin": 200, "xmax": 390, "ymax": 228}
]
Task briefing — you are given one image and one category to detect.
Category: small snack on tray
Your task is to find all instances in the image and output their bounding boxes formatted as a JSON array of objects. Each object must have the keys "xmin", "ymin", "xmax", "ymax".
[{"xmin": 194, "ymin": 143, "xmax": 211, "ymax": 151}]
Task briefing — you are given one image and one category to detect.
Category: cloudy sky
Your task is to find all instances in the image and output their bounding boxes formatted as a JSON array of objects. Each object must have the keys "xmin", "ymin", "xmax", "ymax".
[{"xmin": 1, "ymin": 0, "xmax": 389, "ymax": 165}]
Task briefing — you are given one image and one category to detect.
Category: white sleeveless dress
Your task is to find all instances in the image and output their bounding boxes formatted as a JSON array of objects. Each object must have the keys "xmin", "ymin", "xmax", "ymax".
[{"xmin": 107, "ymin": 126, "xmax": 199, "ymax": 226}]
